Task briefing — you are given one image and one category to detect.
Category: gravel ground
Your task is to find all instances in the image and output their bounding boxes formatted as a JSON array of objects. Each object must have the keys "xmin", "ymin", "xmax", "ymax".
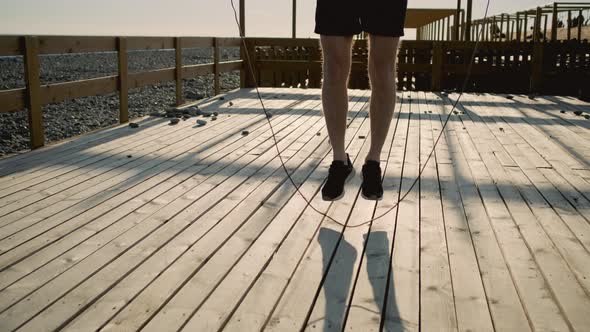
[{"xmin": 0, "ymin": 47, "xmax": 241, "ymax": 156}]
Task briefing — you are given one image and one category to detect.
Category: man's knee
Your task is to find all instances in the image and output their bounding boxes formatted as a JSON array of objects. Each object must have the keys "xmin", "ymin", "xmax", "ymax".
[{"xmin": 323, "ymin": 54, "xmax": 351, "ymax": 83}]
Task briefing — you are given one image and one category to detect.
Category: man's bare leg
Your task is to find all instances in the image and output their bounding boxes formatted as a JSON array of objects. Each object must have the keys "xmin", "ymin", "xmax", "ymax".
[
  {"xmin": 320, "ymin": 35, "xmax": 353, "ymax": 162},
  {"xmin": 366, "ymin": 35, "xmax": 400, "ymax": 162}
]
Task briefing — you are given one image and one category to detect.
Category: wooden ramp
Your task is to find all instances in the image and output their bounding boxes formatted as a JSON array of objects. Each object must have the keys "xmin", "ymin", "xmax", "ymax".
[{"xmin": 0, "ymin": 88, "xmax": 590, "ymax": 331}]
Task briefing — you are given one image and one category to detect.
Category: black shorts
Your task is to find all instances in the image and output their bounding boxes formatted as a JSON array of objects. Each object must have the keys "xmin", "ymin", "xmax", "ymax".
[{"xmin": 314, "ymin": 0, "xmax": 408, "ymax": 37}]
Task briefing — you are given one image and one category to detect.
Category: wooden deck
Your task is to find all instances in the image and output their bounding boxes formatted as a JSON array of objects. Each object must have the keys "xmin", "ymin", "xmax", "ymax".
[{"xmin": 0, "ymin": 88, "xmax": 590, "ymax": 331}]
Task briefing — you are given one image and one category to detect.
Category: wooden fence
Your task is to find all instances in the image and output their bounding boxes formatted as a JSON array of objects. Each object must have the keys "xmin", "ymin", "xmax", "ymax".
[
  {"xmin": 1, "ymin": 36, "xmax": 590, "ymax": 150},
  {"xmin": 246, "ymin": 38, "xmax": 590, "ymax": 95},
  {"xmin": 0, "ymin": 36, "xmax": 242, "ymax": 149}
]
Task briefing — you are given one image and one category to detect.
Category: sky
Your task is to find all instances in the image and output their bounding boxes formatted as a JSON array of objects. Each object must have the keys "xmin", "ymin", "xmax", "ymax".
[{"xmin": 0, "ymin": 0, "xmax": 561, "ymax": 39}]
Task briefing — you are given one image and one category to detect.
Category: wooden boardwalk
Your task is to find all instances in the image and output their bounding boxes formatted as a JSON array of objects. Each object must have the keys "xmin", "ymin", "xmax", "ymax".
[{"xmin": 0, "ymin": 88, "xmax": 590, "ymax": 331}]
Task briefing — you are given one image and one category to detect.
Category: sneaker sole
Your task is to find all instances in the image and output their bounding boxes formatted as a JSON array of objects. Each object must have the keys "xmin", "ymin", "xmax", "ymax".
[{"xmin": 322, "ymin": 167, "xmax": 356, "ymax": 201}]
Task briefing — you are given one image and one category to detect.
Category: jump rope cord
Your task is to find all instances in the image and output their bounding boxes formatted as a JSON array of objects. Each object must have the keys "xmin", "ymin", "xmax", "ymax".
[{"xmin": 229, "ymin": 0, "xmax": 491, "ymax": 228}]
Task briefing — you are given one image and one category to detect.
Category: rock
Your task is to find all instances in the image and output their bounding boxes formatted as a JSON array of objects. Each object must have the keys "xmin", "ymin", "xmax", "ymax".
[
  {"xmin": 229, "ymin": 102, "xmax": 234, "ymax": 107},
  {"xmin": 241, "ymin": 130, "xmax": 249, "ymax": 136},
  {"xmin": 453, "ymin": 111, "xmax": 459, "ymax": 115},
  {"xmin": 316, "ymin": 132, "xmax": 321, "ymax": 136},
  {"xmin": 585, "ymin": 115, "xmax": 590, "ymax": 120},
  {"xmin": 196, "ymin": 119, "xmax": 207, "ymax": 126},
  {"xmin": 220, "ymin": 96, "xmax": 225, "ymax": 100},
  {"xmin": 211, "ymin": 116, "xmax": 217, "ymax": 121},
  {"xmin": 560, "ymin": 110, "xmax": 566, "ymax": 113},
  {"xmin": 506, "ymin": 95, "xmax": 514, "ymax": 99},
  {"xmin": 127, "ymin": 155, "xmax": 132, "ymax": 158},
  {"xmin": 186, "ymin": 92, "xmax": 204, "ymax": 100},
  {"xmin": 129, "ymin": 122, "xmax": 139, "ymax": 128},
  {"xmin": 213, "ymin": 112, "xmax": 219, "ymax": 116},
  {"xmin": 359, "ymin": 135, "xmax": 366, "ymax": 139},
  {"xmin": 170, "ymin": 118, "xmax": 180, "ymax": 125},
  {"xmin": 183, "ymin": 114, "xmax": 191, "ymax": 120},
  {"xmin": 202, "ymin": 112, "xmax": 212, "ymax": 117},
  {"xmin": 574, "ymin": 111, "xmax": 583, "ymax": 116},
  {"xmin": 266, "ymin": 112, "xmax": 273, "ymax": 119}
]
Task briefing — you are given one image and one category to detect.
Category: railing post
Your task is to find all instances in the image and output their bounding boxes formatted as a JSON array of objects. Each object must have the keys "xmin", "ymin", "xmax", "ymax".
[
  {"xmin": 240, "ymin": 0, "xmax": 246, "ymax": 37},
  {"xmin": 567, "ymin": 11, "xmax": 572, "ymax": 40},
  {"xmin": 551, "ymin": 3, "xmax": 558, "ymax": 42},
  {"xmin": 213, "ymin": 38, "xmax": 220, "ymax": 95},
  {"xmin": 24, "ymin": 36, "xmax": 44, "ymax": 149},
  {"xmin": 533, "ymin": 7, "xmax": 542, "ymax": 43},
  {"xmin": 465, "ymin": 0, "xmax": 473, "ymax": 41},
  {"xmin": 175, "ymin": 37, "xmax": 183, "ymax": 106},
  {"xmin": 117, "ymin": 37, "xmax": 129, "ymax": 123},
  {"xmin": 454, "ymin": 0, "xmax": 461, "ymax": 41},
  {"xmin": 431, "ymin": 42, "xmax": 443, "ymax": 91},
  {"xmin": 241, "ymin": 38, "xmax": 256, "ymax": 88},
  {"xmin": 531, "ymin": 7, "xmax": 544, "ymax": 93},
  {"xmin": 577, "ymin": 10, "xmax": 583, "ymax": 41}
]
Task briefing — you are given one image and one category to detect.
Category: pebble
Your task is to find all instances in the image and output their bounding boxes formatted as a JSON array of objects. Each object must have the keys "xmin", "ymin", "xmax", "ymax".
[
  {"xmin": 241, "ymin": 130, "xmax": 249, "ymax": 136},
  {"xmin": 506, "ymin": 95, "xmax": 514, "ymax": 99},
  {"xmin": 127, "ymin": 155, "xmax": 132, "ymax": 158},
  {"xmin": 170, "ymin": 118, "xmax": 180, "ymax": 125},
  {"xmin": 229, "ymin": 102, "xmax": 234, "ymax": 106},
  {"xmin": 585, "ymin": 115, "xmax": 590, "ymax": 120},
  {"xmin": 213, "ymin": 112, "xmax": 219, "ymax": 116},
  {"xmin": 560, "ymin": 110, "xmax": 566, "ymax": 113},
  {"xmin": 359, "ymin": 135, "xmax": 366, "ymax": 139},
  {"xmin": 196, "ymin": 119, "xmax": 207, "ymax": 126},
  {"xmin": 574, "ymin": 111, "xmax": 583, "ymax": 116},
  {"xmin": 202, "ymin": 112, "xmax": 212, "ymax": 118},
  {"xmin": 129, "ymin": 123, "xmax": 139, "ymax": 128},
  {"xmin": 220, "ymin": 96, "xmax": 225, "ymax": 100},
  {"xmin": 182, "ymin": 114, "xmax": 191, "ymax": 120},
  {"xmin": 316, "ymin": 132, "xmax": 321, "ymax": 136},
  {"xmin": 211, "ymin": 116, "xmax": 217, "ymax": 121}
]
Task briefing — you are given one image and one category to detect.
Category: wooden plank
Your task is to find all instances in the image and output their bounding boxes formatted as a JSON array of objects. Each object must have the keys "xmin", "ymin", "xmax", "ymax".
[
  {"xmin": 24, "ymin": 36, "xmax": 44, "ymax": 149},
  {"xmin": 126, "ymin": 37, "xmax": 175, "ymax": 51},
  {"xmin": 37, "ymin": 36, "xmax": 117, "ymax": 54},
  {"xmin": 0, "ymin": 88, "xmax": 26, "ymax": 113},
  {"xmin": 42, "ymin": 76, "xmax": 119, "ymax": 105},
  {"xmin": 182, "ymin": 37, "xmax": 214, "ymax": 48},
  {"xmin": 0, "ymin": 36, "xmax": 21, "ymax": 56},
  {"xmin": 118, "ymin": 37, "xmax": 129, "ymax": 124},
  {"xmin": 128, "ymin": 68, "xmax": 175, "ymax": 89},
  {"xmin": 175, "ymin": 37, "xmax": 183, "ymax": 106}
]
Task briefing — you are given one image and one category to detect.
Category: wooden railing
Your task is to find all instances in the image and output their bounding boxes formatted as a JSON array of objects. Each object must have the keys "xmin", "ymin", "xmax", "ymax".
[
  {"xmin": 0, "ymin": 36, "xmax": 243, "ymax": 149},
  {"xmin": 245, "ymin": 37, "xmax": 590, "ymax": 95},
  {"xmin": 2, "ymin": 35, "xmax": 590, "ymax": 150}
]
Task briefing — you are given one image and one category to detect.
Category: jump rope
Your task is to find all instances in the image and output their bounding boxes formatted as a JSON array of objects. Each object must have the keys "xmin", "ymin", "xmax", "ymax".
[{"xmin": 229, "ymin": 0, "xmax": 491, "ymax": 228}]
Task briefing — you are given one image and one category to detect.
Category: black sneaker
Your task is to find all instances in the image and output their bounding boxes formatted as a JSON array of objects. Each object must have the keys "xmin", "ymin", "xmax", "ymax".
[
  {"xmin": 361, "ymin": 160, "xmax": 383, "ymax": 200},
  {"xmin": 322, "ymin": 154, "xmax": 355, "ymax": 201}
]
